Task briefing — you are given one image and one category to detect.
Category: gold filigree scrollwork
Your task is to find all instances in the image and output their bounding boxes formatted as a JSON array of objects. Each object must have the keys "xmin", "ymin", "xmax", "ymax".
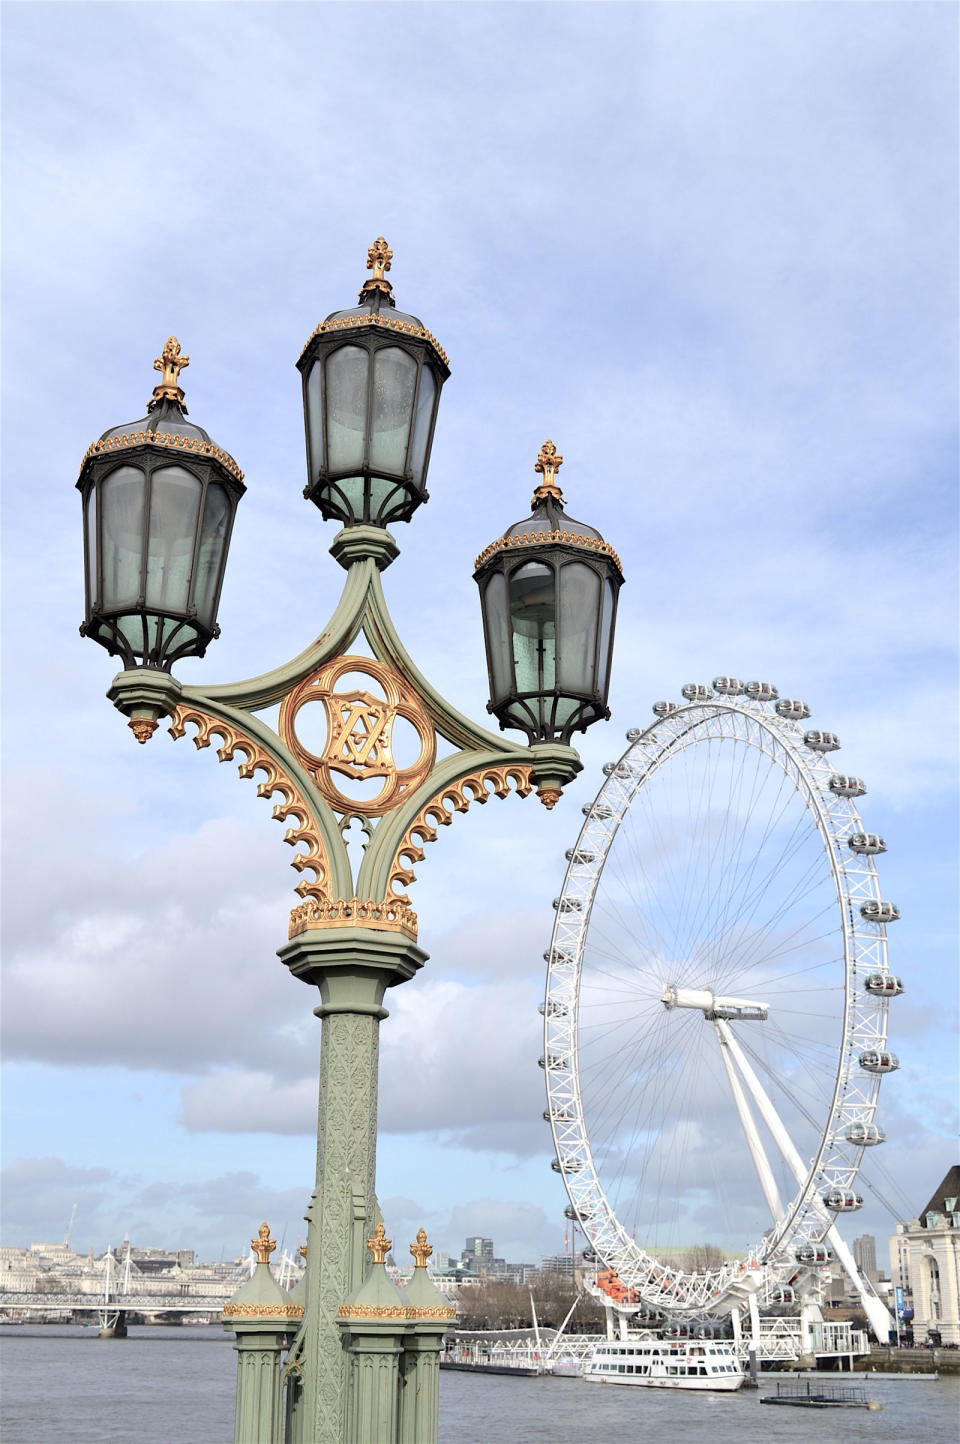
[
  {"xmin": 474, "ymin": 529, "xmax": 623, "ymax": 573},
  {"xmin": 364, "ymin": 236, "xmax": 394, "ymax": 295},
  {"xmin": 410, "ymin": 1228, "xmax": 432, "ymax": 1268},
  {"xmin": 533, "ymin": 438, "xmax": 564, "ymax": 505},
  {"xmin": 387, "ymin": 764, "xmax": 533, "ymax": 901},
  {"xmin": 288, "ymin": 895, "xmax": 418, "ymax": 942},
  {"xmin": 299, "ymin": 313, "xmax": 450, "ymax": 369},
  {"xmin": 169, "ymin": 705, "xmax": 331, "ymax": 905},
  {"xmin": 152, "ymin": 336, "xmax": 189, "ymax": 407},
  {"xmin": 252, "ymin": 1222, "xmax": 276, "ymax": 1264},
  {"xmin": 367, "ymin": 1221, "xmax": 391, "ymax": 1264},
  {"xmin": 279, "ymin": 655, "xmax": 436, "ymax": 819},
  {"xmin": 223, "ymin": 1301, "xmax": 306, "ymax": 1319},
  {"xmin": 81, "ymin": 430, "xmax": 244, "ymax": 482}
]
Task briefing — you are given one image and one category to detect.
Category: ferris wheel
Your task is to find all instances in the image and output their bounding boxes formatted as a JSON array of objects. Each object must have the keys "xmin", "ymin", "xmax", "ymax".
[{"xmin": 540, "ymin": 679, "xmax": 901, "ymax": 1335}]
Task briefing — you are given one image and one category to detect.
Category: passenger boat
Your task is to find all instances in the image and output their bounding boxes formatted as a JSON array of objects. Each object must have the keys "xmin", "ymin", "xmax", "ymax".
[{"xmin": 582, "ymin": 1338, "xmax": 745, "ymax": 1390}]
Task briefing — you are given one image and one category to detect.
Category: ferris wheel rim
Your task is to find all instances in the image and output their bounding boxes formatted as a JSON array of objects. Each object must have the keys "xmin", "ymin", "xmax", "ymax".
[{"xmin": 542, "ymin": 691, "xmax": 894, "ymax": 1315}]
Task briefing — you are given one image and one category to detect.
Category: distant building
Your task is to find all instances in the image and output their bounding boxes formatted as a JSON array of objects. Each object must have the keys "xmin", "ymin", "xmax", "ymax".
[
  {"xmin": 460, "ymin": 1237, "xmax": 494, "ymax": 1274},
  {"xmin": 853, "ymin": 1235, "xmax": 878, "ymax": 1280},
  {"xmin": 889, "ymin": 1164, "xmax": 960, "ymax": 1344},
  {"xmin": 540, "ymin": 1254, "xmax": 575, "ymax": 1276}
]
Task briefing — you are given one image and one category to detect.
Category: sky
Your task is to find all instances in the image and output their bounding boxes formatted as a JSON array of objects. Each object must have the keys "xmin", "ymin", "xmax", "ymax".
[{"xmin": 2, "ymin": 2, "xmax": 957, "ymax": 1277}]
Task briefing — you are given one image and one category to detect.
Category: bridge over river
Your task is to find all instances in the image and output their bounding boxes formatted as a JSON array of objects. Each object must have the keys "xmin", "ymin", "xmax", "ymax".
[{"xmin": 1, "ymin": 1288, "xmax": 236, "ymax": 1317}]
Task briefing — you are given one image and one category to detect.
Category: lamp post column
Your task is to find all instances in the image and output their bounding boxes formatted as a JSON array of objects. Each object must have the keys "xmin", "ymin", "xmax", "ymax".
[{"xmin": 279, "ymin": 929, "xmax": 427, "ymax": 1444}]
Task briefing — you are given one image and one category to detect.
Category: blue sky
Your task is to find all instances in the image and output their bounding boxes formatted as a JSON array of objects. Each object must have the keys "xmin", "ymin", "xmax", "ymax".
[{"xmin": 2, "ymin": 2, "xmax": 957, "ymax": 1272}]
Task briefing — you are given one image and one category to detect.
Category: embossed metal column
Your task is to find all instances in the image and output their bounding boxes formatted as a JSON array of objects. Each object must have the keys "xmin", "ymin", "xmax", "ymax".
[{"xmin": 279, "ymin": 931, "xmax": 426, "ymax": 1442}]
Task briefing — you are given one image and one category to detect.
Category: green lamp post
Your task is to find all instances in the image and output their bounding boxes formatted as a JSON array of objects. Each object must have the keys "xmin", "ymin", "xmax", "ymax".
[{"xmin": 77, "ymin": 239, "xmax": 623, "ymax": 1444}]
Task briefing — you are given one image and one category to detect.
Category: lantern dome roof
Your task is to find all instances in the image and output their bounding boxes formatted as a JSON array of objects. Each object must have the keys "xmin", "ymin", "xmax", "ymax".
[
  {"xmin": 474, "ymin": 440, "xmax": 623, "ymax": 576},
  {"xmin": 79, "ymin": 337, "xmax": 243, "ymax": 485},
  {"xmin": 298, "ymin": 237, "xmax": 449, "ymax": 371}
]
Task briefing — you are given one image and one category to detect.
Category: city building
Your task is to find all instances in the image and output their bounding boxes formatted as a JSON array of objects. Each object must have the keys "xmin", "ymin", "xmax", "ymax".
[
  {"xmin": 889, "ymin": 1164, "xmax": 960, "ymax": 1344},
  {"xmin": 853, "ymin": 1235, "xmax": 878, "ymax": 1280}
]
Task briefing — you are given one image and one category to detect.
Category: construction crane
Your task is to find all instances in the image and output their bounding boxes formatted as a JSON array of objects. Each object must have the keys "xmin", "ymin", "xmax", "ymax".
[{"xmin": 63, "ymin": 1202, "xmax": 78, "ymax": 1249}]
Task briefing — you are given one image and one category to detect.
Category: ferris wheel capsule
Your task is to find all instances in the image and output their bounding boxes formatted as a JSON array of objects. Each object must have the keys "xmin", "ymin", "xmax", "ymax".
[
  {"xmin": 769, "ymin": 1285, "xmax": 796, "ymax": 1304},
  {"xmin": 653, "ymin": 701, "xmax": 680, "ymax": 717},
  {"xmin": 843, "ymin": 1122, "xmax": 886, "ymax": 1146},
  {"xmin": 712, "ymin": 677, "xmax": 744, "ymax": 696},
  {"xmin": 681, "ymin": 684, "xmax": 712, "ymax": 702},
  {"xmin": 859, "ymin": 1049, "xmax": 900, "ymax": 1074},
  {"xmin": 540, "ymin": 1054, "xmax": 568, "ymax": 1070},
  {"xmin": 553, "ymin": 896, "xmax": 583, "ymax": 913},
  {"xmin": 552, "ymin": 1157, "xmax": 583, "ymax": 1174},
  {"xmin": 566, "ymin": 847, "xmax": 596, "ymax": 863},
  {"xmin": 829, "ymin": 775, "xmax": 867, "ymax": 798},
  {"xmin": 804, "ymin": 730, "xmax": 840, "ymax": 752},
  {"xmin": 626, "ymin": 727, "xmax": 643, "ymax": 742},
  {"xmin": 864, "ymin": 972, "xmax": 904, "ymax": 997},
  {"xmin": 539, "ymin": 1000, "xmax": 568, "ymax": 1017},
  {"xmin": 822, "ymin": 1189, "xmax": 863, "ymax": 1212},
  {"xmin": 744, "ymin": 681, "xmax": 779, "ymax": 701},
  {"xmin": 795, "ymin": 1244, "xmax": 834, "ymax": 1265},
  {"xmin": 776, "ymin": 698, "xmax": 811, "ymax": 720},
  {"xmin": 582, "ymin": 801, "xmax": 614, "ymax": 818},
  {"xmin": 849, "ymin": 833, "xmax": 886, "ymax": 855},
  {"xmin": 860, "ymin": 900, "xmax": 900, "ymax": 923}
]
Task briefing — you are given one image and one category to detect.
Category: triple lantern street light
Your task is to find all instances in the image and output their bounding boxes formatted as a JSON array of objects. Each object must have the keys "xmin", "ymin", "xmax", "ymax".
[{"xmin": 75, "ymin": 238, "xmax": 624, "ymax": 1444}]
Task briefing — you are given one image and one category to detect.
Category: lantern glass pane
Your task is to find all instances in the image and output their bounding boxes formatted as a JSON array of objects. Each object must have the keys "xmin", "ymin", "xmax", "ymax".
[
  {"xmin": 557, "ymin": 561, "xmax": 600, "ymax": 692},
  {"xmin": 101, "ymin": 464, "xmax": 146, "ymax": 609},
  {"xmin": 194, "ymin": 482, "xmax": 231, "ymax": 627},
  {"xmin": 482, "ymin": 571, "xmax": 511, "ymax": 699},
  {"xmin": 145, "ymin": 465, "xmax": 202, "ymax": 613},
  {"xmin": 510, "ymin": 561, "xmax": 556, "ymax": 693},
  {"xmin": 370, "ymin": 346, "xmax": 416, "ymax": 473},
  {"xmin": 306, "ymin": 359, "xmax": 325, "ymax": 476},
  {"xmin": 84, "ymin": 486, "xmax": 98, "ymax": 609},
  {"xmin": 325, "ymin": 345, "xmax": 368, "ymax": 472},
  {"xmin": 408, "ymin": 364, "xmax": 437, "ymax": 483},
  {"xmin": 597, "ymin": 577, "xmax": 616, "ymax": 696}
]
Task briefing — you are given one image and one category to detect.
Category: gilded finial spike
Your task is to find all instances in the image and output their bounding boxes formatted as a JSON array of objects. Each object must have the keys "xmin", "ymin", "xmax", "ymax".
[
  {"xmin": 362, "ymin": 237, "xmax": 395, "ymax": 298},
  {"xmin": 299, "ymin": 1244, "xmax": 308, "ymax": 1260},
  {"xmin": 410, "ymin": 1227, "xmax": 433, "ymax": 1268},
  {"xmin": 150, "ymin": 336, "xmax": 189, "ymax": 411},
  {"xmin": 532, "ymin": 439, "xmax": 565, "ymax": 506},
  {"xmin": 251, "ymin": 1222, "xmax": 276, "ymax": 1265},
  {"xmin": 366, "ymin": 1220, "xmax": 391, "ymax": 1265}
]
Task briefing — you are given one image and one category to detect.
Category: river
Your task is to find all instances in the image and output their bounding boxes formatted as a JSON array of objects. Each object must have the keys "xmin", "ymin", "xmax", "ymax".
[{"xmin": 1, "ymin": 1325, "xmax": 955, "ymax": 1442}]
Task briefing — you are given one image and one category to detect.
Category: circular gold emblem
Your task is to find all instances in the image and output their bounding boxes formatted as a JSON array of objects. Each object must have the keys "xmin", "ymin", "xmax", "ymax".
[{"xmin": 280, "ymin": 655, "xmax": 435, "ymax": 816}]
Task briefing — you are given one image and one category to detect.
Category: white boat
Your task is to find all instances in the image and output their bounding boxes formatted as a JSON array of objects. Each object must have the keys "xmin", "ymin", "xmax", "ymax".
[{"xmin": 582, "ymin": 1337, "xmax": 745, "ymax": 1391}]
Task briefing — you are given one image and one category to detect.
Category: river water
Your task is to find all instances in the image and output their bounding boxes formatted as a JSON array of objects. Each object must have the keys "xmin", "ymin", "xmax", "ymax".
[{"xmin": 1, "ymin": 1325, "xmax": 956, "ymax": 1442}]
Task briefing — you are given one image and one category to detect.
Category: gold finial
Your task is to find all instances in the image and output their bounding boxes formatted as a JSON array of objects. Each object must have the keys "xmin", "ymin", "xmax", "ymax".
[
  {"xmin": 410, "ymin": 1228, "xmax": 433, "ymax": 1269},
  {"xmin": 151, "ymin": 336, "xmax": 189, "ymax": 409},
  {"xmin": 532, "ymin": 439, "xmax": 565, "ymax": 506},
  {"xmin": 251, "ymin": 1222, "xmax": 276, "ymax": 1265},
  {"xmin": 299, "ymin": 1244, "xmax": 308, "ymax": 1260},
  {"xmin": 362, "ymin": 237, "xmax": 395, "ymax": 297},
  {"xmin": 366, "ymin": 1221, "xmax": 391, "ymax": 1265}
]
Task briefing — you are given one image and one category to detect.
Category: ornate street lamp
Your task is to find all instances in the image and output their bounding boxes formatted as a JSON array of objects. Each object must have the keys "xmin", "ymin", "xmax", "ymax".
[
  {"xmin": 77, "ymin": 241, "xmax": 622, "ymax": 1444},
  {"xmin": 297, "ymin": 237, "xmax": 450, "ymax": 528},
  {"xmin": 76, "ymin": 337, "xmax": 245, "ymax": 671},
  {"xmin": 475, "ymin": 440, "xmax": 623, "ymax": 742}
]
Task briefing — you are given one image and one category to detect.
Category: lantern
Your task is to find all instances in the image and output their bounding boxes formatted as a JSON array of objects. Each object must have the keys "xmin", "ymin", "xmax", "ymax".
[
  {"xmin": 77, "ymin": 338, "xmax": 244, "ymax": 670},
  {"xmin": 474, "ymin": 441, "xmax": 623, "ymax": 743},
  {"xmin": 297, "ymin": 238, "xmax": 450, "ymax": 529}
]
